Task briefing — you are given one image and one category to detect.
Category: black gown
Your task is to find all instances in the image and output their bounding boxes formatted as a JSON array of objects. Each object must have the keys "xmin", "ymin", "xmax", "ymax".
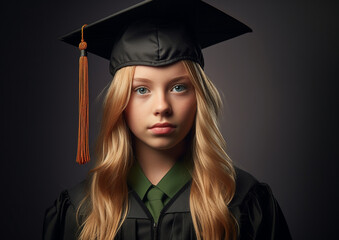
[{"xmin": 43, "ymin": 168, "xmax": 292, "ymax": 239}]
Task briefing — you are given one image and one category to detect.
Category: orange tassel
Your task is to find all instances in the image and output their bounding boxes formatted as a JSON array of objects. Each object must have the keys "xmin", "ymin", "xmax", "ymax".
[{"xmin": 76, "ymin": 24, "xmax": 90, "ymax": 164}]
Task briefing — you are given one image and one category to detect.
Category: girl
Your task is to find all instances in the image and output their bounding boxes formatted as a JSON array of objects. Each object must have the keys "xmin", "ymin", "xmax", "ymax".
[{"xmin": 43, "ymin": 0, "xmax": 291, "ymax": 239}]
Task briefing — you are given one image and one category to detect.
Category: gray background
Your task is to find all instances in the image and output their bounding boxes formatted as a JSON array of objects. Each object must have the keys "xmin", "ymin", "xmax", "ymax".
[{"xmin": 1, "ymin": 0, "xmax": 338, "ymax": 239}]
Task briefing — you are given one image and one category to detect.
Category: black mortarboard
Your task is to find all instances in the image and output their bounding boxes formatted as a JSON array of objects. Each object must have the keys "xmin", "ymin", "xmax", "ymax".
[
  {"xmin": 60, "ymin": 0, "xmax": 251, "ymax": 164},
  {"xmin": 61, "ymin": 0, "xmax": 251, "ymax": 75}
]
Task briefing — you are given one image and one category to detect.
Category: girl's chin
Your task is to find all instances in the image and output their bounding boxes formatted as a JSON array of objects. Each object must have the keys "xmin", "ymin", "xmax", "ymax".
[{"xmin": 140, "ymin": 139, "xmax": 184, "ymax": 152}]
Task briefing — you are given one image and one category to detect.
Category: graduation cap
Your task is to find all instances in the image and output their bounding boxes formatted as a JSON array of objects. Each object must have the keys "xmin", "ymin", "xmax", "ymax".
[{"xmin": 60, "ymin": 0, "xmax": 252, "ymax": 164}]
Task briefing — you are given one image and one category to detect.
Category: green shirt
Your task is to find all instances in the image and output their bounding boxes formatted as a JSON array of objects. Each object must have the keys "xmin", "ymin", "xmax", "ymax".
[{"xmin": 127, "ymin": 159, "xmax": 192, "ymax": 221}]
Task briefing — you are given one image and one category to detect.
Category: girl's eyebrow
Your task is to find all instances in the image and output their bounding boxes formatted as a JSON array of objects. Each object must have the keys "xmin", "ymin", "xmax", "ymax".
[
  {"xmin": 133, "ymin": 75, "xmax": 191, "ymax": 84},
  {"xmin": 168, "ymin": 75, "xmax": 191, "ymax": 84},
  {"xmin": 132, "ymin": 78, "xmax": 152, "ymax": 84}
]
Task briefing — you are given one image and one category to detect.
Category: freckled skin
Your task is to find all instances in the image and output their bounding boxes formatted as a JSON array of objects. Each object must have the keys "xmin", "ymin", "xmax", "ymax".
[{"xmin": 124, "ymin": 61, "xmax": 197, "ymax": 151}]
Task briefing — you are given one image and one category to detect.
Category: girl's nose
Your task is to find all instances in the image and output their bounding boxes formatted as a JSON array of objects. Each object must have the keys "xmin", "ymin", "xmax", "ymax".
[{"xmin": 153, "ymin": 92, "xmax": 172, "ymax": 117}]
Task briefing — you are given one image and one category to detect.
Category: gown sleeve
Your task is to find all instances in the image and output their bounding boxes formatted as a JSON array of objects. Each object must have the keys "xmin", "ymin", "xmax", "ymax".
[
  {"xmin": 43, "ymin": 190, "xmax": 79, "ymax": 240},
  {"xmin": 238, "ymin": 183, "xmax": 292, "ymax": 240}
]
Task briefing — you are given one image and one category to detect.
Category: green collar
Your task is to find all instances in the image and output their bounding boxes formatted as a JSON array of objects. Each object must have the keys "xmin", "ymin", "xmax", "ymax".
[{"xmin": 127, "ymin": 159, "xmax": 192, "ymax": 200}]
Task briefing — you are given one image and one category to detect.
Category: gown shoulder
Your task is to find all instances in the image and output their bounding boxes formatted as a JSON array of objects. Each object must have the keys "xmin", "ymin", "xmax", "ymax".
[
  {"xmin": 43, "ymin": 180, "xmax": 88, "ymax": 240},
  {"xmin": 231, "ymin": 167, "xmax": 292, "ymax": 240}
]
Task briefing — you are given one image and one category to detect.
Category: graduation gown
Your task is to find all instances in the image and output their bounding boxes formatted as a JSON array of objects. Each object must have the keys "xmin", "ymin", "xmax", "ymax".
[{"xmin": 43, "ymin": 168, "xmax": 292, "ymax": 239}]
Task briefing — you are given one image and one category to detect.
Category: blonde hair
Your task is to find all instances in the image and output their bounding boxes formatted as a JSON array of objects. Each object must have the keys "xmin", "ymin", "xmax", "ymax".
[
  {"xmin": 78, "ymin": 66, "xmax": 135, "ymax": 240},
  {"xmin": 183, "ymin": 61, "xmax": 237, "ymax": 240},
  {"xmin": 78, "ymin": 60, "xmax": 237, "ymax": 240}
]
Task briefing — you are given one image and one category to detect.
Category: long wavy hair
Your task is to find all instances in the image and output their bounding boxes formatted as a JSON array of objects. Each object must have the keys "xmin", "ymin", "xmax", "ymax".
[{"xmin": 78, "ymin": 60, "xmax": 237, "ymax": 240}]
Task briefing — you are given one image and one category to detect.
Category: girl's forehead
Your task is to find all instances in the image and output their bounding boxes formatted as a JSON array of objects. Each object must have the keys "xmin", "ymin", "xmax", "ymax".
[{"xmin": 133, "ymin": 61, "xmax": 189, "ymax": 80}]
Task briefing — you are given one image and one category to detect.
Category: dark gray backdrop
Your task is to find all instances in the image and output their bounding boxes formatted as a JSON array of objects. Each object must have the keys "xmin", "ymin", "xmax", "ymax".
[{"xmin": 1, "ymin": 0, "xmax": 338, "ymax": 239}]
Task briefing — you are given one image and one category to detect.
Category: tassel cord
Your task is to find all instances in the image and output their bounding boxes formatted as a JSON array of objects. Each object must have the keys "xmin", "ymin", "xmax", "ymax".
[{"xmin": 76, "ymin": 24, "xmax": 90, "ymax": 164}]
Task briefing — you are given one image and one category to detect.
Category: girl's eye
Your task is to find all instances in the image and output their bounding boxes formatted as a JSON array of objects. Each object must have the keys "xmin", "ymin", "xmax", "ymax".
[
  {"xmin": 135, "ymin": 87, "xmax": 149, "ymax": 95},
  {"xmin": 172, "ymin": 84, "xmax": 186, "ymax": 93}
]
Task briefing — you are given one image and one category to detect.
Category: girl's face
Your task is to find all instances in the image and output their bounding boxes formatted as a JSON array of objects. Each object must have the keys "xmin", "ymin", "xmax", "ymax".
[{"xmin": 124, "ymin": 61, "xmax": 197, "ymax": 151}]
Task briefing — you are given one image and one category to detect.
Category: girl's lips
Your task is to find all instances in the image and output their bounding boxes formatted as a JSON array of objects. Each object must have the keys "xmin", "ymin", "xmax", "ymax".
[
  {"xmin": 149, "ymin": 122, "xmax": 175, "ymax": 128},
  {"xmin": 149, "ymin": 126, "xmax": 175, "ymax": 135},
  {"xmin": 148, "ymin": 123, "xmax": 176, "ymax": 135}
]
